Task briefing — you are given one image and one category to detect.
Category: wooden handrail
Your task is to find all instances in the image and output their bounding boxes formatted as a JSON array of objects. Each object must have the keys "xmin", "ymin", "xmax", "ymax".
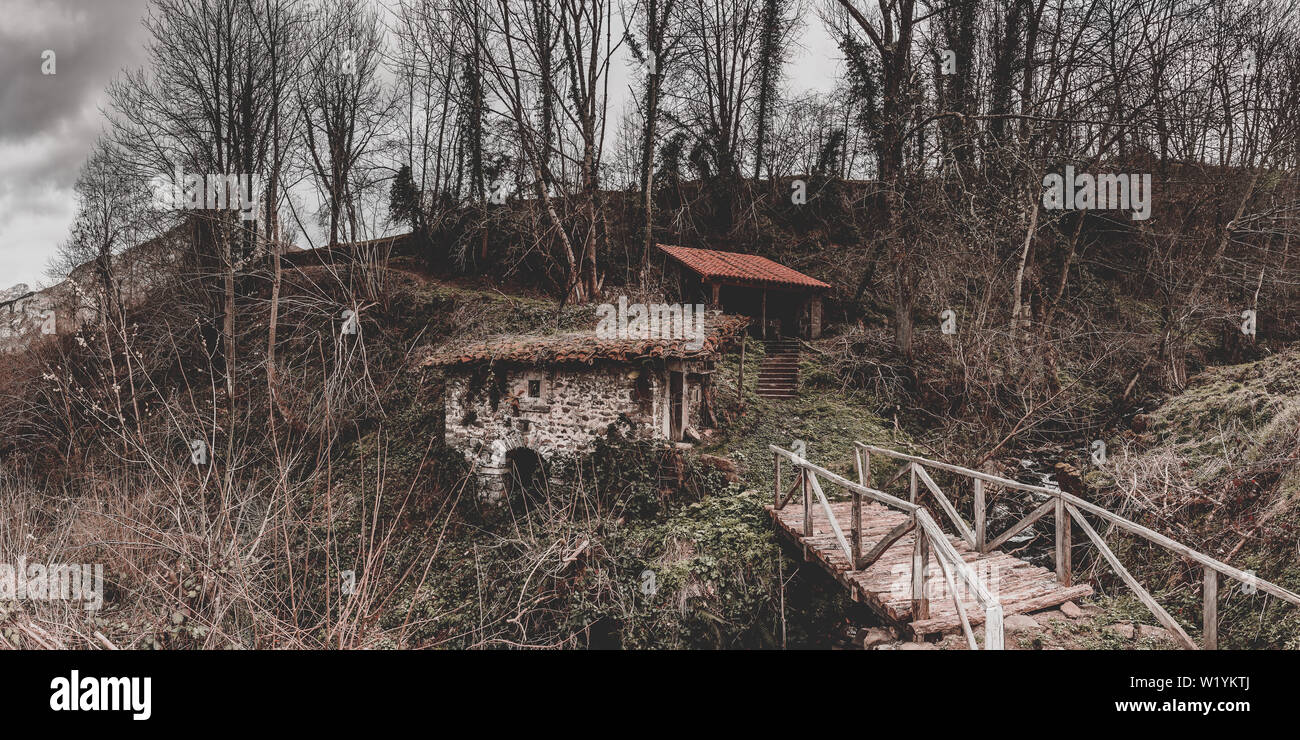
[
  {"xmin": 855, "ymin": 442, "xmax": 1300, "ymax": 604},
  {"xmin": 770, "ymin": 445, "xmax": 1004, "ymax": 649},
  {"xmin": 855, "ymin": 441, "xmax": 1300, "ymax": 649}
]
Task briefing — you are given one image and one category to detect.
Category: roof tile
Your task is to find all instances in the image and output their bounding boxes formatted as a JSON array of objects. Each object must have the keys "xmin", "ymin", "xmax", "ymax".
[{"xmin": 658, "ymin": 244, "xmax": 831, "ymax": 290}]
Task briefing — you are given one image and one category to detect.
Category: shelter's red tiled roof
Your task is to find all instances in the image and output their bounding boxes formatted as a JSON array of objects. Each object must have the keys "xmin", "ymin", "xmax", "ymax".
[
  {"xmin": 421, "ymin": 312, "xmax": 749, "ymax": 368},
  {"xmin": 658, "ymin": 244, "xmax": 831, "ymax": 291}
]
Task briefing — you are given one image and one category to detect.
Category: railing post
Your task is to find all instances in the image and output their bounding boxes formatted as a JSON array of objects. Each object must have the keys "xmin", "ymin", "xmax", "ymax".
[
  {"xmin": 912, "ymin": 529, "xmax": 930, "ymax": 626},
  {"xmin": 974, "ymin": 478, "xmax": 986, "ymax": 553},
  {"xmin": 851, "ymin": 491, "xmax": 862, "ymax": 569},
  {"xmin": 863, "ymin": 450, "xmax": 871, "ymax": 488},
  {"xmin": 984, "ymin": 604, "xmax": 1004, "ymax": 650},
  {"xmin": 1055, "ymin": 496, "xmax": 1072, "ymax": 586},
  {"xmin": 801, "ymin": 468, "xmax": 812, "ymax": 537},
  {"xmin": 909, "ymin": 463, "xmax": 918, "ymax": 504},
  {"xmin": 854, "ymin": 447, "xmax": 864, "ymax": 486},
  {"xmin": 1204, "ymin": 568, "xmax": 1218, "ymax": 650},
  {"xmin": 774, "ymin": 452, "xmax": 782, "ymax": 508}
]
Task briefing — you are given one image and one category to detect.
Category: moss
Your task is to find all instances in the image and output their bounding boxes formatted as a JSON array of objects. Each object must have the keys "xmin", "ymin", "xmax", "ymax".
[{"xmin": 704, "ymin": 340, "xmax": 901, "ymax": 495}]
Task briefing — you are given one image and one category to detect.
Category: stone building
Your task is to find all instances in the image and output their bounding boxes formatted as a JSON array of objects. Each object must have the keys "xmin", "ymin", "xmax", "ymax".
[{"xmin": 422, "ymin": 312, "xmax": 749, "ymax": 498}]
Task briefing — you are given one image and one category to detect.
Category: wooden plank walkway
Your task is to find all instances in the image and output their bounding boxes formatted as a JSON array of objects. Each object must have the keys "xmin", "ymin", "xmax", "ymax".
[{"xmin": 769, "ymin": 499, "xmax": 1092, "ymax": 638}]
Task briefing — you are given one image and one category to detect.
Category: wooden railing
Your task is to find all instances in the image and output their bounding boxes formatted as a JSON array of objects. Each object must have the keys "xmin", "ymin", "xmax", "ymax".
[
  {"xmin": 853, "ymin": 442, "xmax": 1300, "ymax": 649},
  {"xmin": 771, "ymin": 445, "xmax": 1004, "ymax": 650}
]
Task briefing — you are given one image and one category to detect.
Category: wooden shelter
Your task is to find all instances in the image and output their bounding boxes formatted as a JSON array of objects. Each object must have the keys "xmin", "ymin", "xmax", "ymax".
[{"xmin": 658, "ymin": 244, "xmax": 830, "ymax": 339}]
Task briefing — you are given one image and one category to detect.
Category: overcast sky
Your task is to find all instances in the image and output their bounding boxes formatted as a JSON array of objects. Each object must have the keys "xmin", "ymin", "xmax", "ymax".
[{"xmin": 0, "ymin": 0, "xmax": 838, "ymax": 293}]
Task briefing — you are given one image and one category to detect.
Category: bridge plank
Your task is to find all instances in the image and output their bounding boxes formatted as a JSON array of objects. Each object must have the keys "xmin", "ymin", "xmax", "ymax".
[{"xmin": 768, "ymin": 499, "xmax": 1093, "ymax": 639}]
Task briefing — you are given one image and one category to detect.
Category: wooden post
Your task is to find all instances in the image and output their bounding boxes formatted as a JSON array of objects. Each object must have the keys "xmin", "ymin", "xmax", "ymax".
[
  {"xmin": 1055, "ymin": 496, "xmax": 1072, "ymax": 585},
  {"xmin": 761, "ymin": 290, "xmax": 767, "ymax": 339},
  {"xmin": 851, "ymin": 491, "xmax": 862, "ymax": 569},
  {"xmin": 737, "ymin": 336, "xmax": 746, "ymax": 409},
  {"xmin": 802, "ymin": 469, "xmax": 812, "ymax": 537},
  {"xmin": 862, "ymin": 450, "xmax": 871, "ymax": 488},
  {"xmin": 854, "ymin": 448, "xmax": 864, "ymax": 486},
  {"xmin": 1203, "ymin": 568, "xmax": 1218, "ymax": 650},
  {"xmin": 984, "ymin": 605, "xmax": 1004, "ymax": 650},
  {"xmin": 710, "ymin": 281, "xmax": 720, "ymax": 308},
  {"xmin": 912, "ymin": 530, "xmax": 930, "ymax": 625},
  {"xmin": 909, "ymin": 463, "xmax": 918, "ymax": 504},
  {"xmin": 974, "ymin": 478, "xmax": 986, "ymax": 553},
  {"xmin": 773, "ymin": 451, "xmax": 781, "ymax": 508}
]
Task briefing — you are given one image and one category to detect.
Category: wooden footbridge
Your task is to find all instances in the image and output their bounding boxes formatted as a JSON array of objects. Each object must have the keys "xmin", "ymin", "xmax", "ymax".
[{"xmin": 768, "ymin": 443, "xmax": 1300, "ymax": 650}]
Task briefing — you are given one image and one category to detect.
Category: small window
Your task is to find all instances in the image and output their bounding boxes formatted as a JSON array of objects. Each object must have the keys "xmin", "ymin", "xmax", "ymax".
[{"xmin": 527, "ymin": 379, "xmax": 542, "ymax": 398}]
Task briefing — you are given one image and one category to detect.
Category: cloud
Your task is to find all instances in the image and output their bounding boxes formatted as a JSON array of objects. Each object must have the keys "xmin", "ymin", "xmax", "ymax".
[{"xmin": 0, "ymin": 0, "xmax": 150, "ymax": 288}]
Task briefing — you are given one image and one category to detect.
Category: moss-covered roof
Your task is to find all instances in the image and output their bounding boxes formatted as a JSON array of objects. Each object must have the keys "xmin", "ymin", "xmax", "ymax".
[{"xmin": 421, "ymin": 311, "xmax": 749, "ymax": 368}]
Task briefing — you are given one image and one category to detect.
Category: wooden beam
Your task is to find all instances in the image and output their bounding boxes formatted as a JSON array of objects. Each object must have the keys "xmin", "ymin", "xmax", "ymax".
[
  {"xmin": 913, "ymin": 464, "xmax": 976, "ymax": 547},
  {"xmin": 737, "ymin": 336, "xmax": 746, "ymax": 410},
  {"xmin": 1065, "ymin": 503, "xmax": 1198, "ymax": 650},
  {"xmin": 851, "ymin": 491, "xmax": 862, "ymax": 569},
  {"xmin": 974, "ymin": 478, "xmax": 986, "ymax": 553},
  {"xmin": 984, "ymin": 605, "xmax": 1004, "ymax": 650},
  {"xmin": 773, "ymin": 451, "xmax": 781, "ymax": 508},
  {"xmin": 932, "ymin": 547, "xmax": 978, "ymax": 650},
  {"xmin": 778, "ymin": 473, "xmax": 802, "ymax": 509},
  {"xmin": 857, "ymin": 518, "xmax": 914, "ymax": 571},
  {"xmin": 1056, "ymin": 497, "xmax": 1072, "ymax": 586},
  {"xmin": 769, "ymin": 446, "xmax": 917, "ymax": 513},
  {"xmin": 1204, "ymin": 568, "xmax": 1218, "ymax": 650},
  {"xmin": 912, "ymin": 529, "xmax": 930, "ymax": 623},
  {"xmin": 985, "ymin": 498, "xmax": 1055, "ymax": 552},
  {"xmin": 801, "ymin": 469, "xmax": 812, "ymax": 537},
  {"xmin": 807, "ymin": 472, "xmax": 853, "ymax": 564},
  {"xmin": 855, "ymin": 442, "xmax": 1300, "ymax": 607}
]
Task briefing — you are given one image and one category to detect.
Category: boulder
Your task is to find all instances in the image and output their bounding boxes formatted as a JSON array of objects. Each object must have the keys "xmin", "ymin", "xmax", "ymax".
[
  {"xmin": 1053, "ymin": 462, "xmax": 1086, "ymax": 496},
  {"xmin": 1138, "ymin": 624, "xmax": 1172, "ymax": 642},
  {"xmin": 1110, "ymin": 622, "xmax": 1136, "ymax": 639},
  {"xmin": 698, "ymin": 454, "xmax": 740, "ymax": 483},
  {"xmin": 856, "ymin": 627, "xmax": 895, "ymax": 649},
  {"xmin": 1059, "ymin": 600, "xmax": 1084, "ymax": 619},
  {"xmin": 897, "ymin": 641, "xmax": 938, "ymax": 650},
  {"xmin": 1004, "ymin": 614, "xmax": 1039, "ymax": 633}
]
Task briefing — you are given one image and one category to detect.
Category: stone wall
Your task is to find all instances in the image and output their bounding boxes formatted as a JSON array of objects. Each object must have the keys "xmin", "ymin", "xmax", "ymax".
[
  {"xmin": 444, "ymin": 363, "xmax": 675, "ymax": 497},
  {"xmin": 0, "ymin": 228, "xmax": 185, "ymax": 355}
]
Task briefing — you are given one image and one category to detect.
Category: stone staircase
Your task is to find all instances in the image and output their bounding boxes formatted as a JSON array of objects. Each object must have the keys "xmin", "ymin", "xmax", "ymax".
[{"xmin": 756, "ymin": 339, "xmax": 800, "ymax": 399}]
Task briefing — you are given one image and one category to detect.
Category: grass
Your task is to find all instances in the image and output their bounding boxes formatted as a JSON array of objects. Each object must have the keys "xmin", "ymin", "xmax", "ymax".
[{"xmin": 703, "ymin": 338, "xmax": 903, "ymax": 496}]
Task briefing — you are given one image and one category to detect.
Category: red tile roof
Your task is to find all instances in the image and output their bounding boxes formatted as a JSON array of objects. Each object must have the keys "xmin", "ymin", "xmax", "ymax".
[{"xmin": 658, "ymin": 244, "xmax": 831, "ymax": 291}]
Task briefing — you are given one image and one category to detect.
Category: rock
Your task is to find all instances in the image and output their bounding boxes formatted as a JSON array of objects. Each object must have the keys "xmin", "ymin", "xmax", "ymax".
[
  {"xmin": 698, "ymin": 454, "xmax": 740, "ymax": 483},
  {"xmin": 898, "ymin": 641, "xmax": 938, "ymax": 650},
  {"xmin": 1059, "ymin": 600, "xmax": 1084, "ymax": 619},
  {"xmin": 1053, "ymin": 462, "xmax": 1086, "ymax": 496},
  {"xmin": 856, "ymin": 627, "xmax": 895, "ymax": 649},
  {"xmin": 1004, "ymin": 614, "xmax": 1039, "ymax": 633},
  {"xmin": 1034, "ymin": 608, "xmax": 1066, "ymax": 623},
  {"xmin": 1131, "ymin": 413, "xmax": 1152, "ymax": 433},
  {"xmin": 1111, "ymin": 622, "xmax": 1135, "ymax": 639},
  {"xmin": 1138, "ymin": 624, "xmax": 1171, "ymax": 641}
]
